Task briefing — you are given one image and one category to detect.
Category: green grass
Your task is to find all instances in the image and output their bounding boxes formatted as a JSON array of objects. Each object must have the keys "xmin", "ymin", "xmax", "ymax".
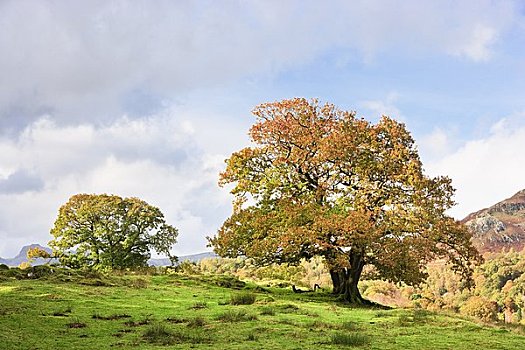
[
  {"xmin": 0, "ymin": 271, "xmax": 524, "ymax": 349},
  {"xmin": 331, "ymin": 332, "xmax": 370, "ymax": 347},
  {"xmin": 216, "ymin": 309, "xmax": 258, "ymax": 322},
  {"xmin": 230, "ymin": 291, "xmax": 257, "ymax": 305}
]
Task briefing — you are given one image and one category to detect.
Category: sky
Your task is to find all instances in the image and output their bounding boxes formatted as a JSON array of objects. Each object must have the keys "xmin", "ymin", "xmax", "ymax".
[{"xmin": 1, "ymin": 0, "xmax": 525, "ymax": 258}]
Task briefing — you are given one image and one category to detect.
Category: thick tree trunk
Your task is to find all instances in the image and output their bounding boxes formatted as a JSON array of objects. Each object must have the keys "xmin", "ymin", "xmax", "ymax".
[
  {"xmin": 329, "ymin": 269, "xmax": 342, "ymax": 294},
  {"xmin": 329, "ymin": 252, "xmax": 372, "ymax": 305}
]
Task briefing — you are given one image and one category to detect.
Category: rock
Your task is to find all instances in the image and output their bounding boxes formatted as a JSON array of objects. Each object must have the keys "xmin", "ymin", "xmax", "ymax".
[{"xmin": 462, "ymin": 189, "xmax": 525, "ymax": 253}]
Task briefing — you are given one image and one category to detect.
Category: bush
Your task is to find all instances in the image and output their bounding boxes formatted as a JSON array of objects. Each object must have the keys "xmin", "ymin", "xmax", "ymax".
[
  {"xmin": 175, "ymin": 261, "xmax": 201, "ymax": 274},
  {"xmin": 0, "ymin": 264, "xmax": 9, "ymax": 270},
  {"xmin": 460, "ymin": 296, "xmax": 499, "ymax": 323},
  {"xmin": 143, "ymin": 323, "xmax": 174, "ymax": 345},
  {"xmin": 216, "ymin": 310, "xmax": 257, "ymax": 322},
  {"xmin": 331, "ymin": 332, "xmax": 370, "ymax": 347},
  {"xmin": 31, "ymin": 265, "xmax": 55, "ymax": 278},
  {"xmin": 1, "ymin": 268, "xmax": 25, "ymax": 279},
  {"xmin": 209, "ymin": 275, "xmax": 246, "ymax": 289},
  {"xmin": 230, "ymin": 292, "xmax": 256, "ymax": 305}
]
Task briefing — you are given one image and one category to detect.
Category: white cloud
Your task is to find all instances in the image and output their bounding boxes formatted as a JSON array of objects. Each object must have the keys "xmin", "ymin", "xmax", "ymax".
[
  {"xmin": 418, "ymin": 127, "xmax": 460, "ymax": 161},
  {"xmin": 360, "ymin": 92, "xmax": 403, "ymax": 121},
  {"xmin": 0, "ymin": 109, "xmax": 238, "ymax": 257},
  {"xmin": 454, "ymin": 24, "xmax": 497, "ymax": 62},
  {"xmin": 0, "ymin": 0, "xmax": 519, "ymax": 128},
  {"xmin": 425, "ymin": 115, "xmax": 525, "ymax": 219},
  {"xmin": 0, "ymin": 0, "xmax": 522, "ymax": 258}
]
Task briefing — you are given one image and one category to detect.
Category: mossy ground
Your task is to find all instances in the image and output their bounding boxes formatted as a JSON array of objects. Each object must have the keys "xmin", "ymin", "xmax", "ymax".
[{"xmin": 0, "ymin": 271, "xmax": 524, "ymax": 349}]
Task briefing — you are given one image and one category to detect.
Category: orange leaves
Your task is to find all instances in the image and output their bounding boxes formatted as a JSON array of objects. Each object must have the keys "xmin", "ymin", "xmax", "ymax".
[
  {"xmin": 212, "ymin": 98, "xmax": 480, "ymax": 289},
  {"xmin": 27, "ymin": 246, "xmax": 51, "ymax": 260}
]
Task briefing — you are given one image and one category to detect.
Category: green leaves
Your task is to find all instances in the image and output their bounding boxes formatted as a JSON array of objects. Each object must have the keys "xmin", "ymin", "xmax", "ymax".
[{"xmin": 49, "ymin": 194, "xmax": 179, "ymax": 269}]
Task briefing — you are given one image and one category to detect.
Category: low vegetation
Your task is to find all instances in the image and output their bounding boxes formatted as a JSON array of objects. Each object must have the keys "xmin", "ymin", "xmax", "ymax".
[
  {"xmin": 1, "ymin": 267, "xmax": 525, "ymax": 349},
  {"xmin": 192, "ymin": 249, "xmax": 525, "ymax": 326},
  {"xmin": 331, "ymin": 332, "xmax": 370, "ymax": 347},
  {"xmin": 230, "ymin": 291, "xmax": 257, "ymax": 305}
]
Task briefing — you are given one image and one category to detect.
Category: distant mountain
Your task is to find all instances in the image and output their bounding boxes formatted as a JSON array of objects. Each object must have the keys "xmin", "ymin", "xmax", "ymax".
[
  {"xmin": 462, "ymin": 189, "xmax": 525, "ymax": 253},
  {"xmin": 148, "ymin": 252, "xmax": 217, "ymax": 266},
  {"xmin": 0, "ymin": 244, "xmax": 54, "ymax": 267},
  {"xmin": 0, "ymin": 244, "xmax": 216, "ymax": 267}
]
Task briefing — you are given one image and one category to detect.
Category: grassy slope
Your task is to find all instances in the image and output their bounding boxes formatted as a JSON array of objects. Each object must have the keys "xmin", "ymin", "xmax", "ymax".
[{"xmin": 0, "ymin": 273, "xmax": 523, "ymax": 350}]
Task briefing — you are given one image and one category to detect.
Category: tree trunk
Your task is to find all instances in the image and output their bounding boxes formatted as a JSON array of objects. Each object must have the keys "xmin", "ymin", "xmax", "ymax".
[{"xmin": 329, "ymin": 252, "xmax": 371, "ymax": 305}]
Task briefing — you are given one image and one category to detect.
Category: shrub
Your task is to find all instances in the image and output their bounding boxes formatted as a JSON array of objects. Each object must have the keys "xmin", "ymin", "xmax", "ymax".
[
  {"xmin": 31, "ymin": 265, "xmax": 55, "ymax": 278},
  {"xmin": 0, "ymin": 264, "xmax": 9, "ymax": 270},
  {"xmin": 230, "ymin": 292, "xmax": 256, "ymax": 305},
  {"xmin": 460, "ymin": 296, "xmax": 499, "ymax": 323},
  {"xmin": 175, "ymin": 261, "xmax": 200, "ymax": 275},
  {"xmin": 331, "ymin": 332, "xmax": 370, "ymax": 347},
  {"xmin": 143, "ymin": 323, "xmax": 174, "ymax": 345},
  {"xmin": 1, "ymin": 268, "xmax": 25, "ymax": 279},
  {"xmin": 209, "ymin": 275, "xmax": 246, "ymax": 289},
  {"xmin": 217, "ymin": 310, "xmax": 258, "ymax": 322}
]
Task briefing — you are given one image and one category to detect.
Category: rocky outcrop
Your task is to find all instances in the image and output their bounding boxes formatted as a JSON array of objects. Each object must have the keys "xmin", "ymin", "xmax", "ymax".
[
  {"xmin": 462, "ymin": 190, "xmax": 525, "ymax": 253},
  {"xmin": 465, "ymin": 213, "xmax": 506, "ymax": 235}
]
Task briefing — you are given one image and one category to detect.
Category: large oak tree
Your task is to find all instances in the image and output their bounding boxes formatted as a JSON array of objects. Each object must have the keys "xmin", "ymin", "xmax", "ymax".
[
  {"xmin": 50, "ymin": 194, "xmax": 178, "ymax": 269},
  {"xmin": 210, "ymin": 98, "xmax": 481, "ymax": 303}
]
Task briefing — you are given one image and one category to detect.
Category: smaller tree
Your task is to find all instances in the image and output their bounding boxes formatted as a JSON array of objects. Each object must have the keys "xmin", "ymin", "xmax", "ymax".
[{"xmin": 50, "ymin": 194, "xmax": 178, "ymax": 269}]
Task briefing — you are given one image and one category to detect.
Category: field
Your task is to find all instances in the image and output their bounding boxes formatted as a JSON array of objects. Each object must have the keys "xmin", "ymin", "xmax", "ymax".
[{"xmin": 1, "ymin": 270, "xmax": 524, "ymax": 350}]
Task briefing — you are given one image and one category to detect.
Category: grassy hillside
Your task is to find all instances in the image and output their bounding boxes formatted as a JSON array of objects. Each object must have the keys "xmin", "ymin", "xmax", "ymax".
[{"xmin": 0, "ymin": 270, "xmax": 524, "ymax": 349}]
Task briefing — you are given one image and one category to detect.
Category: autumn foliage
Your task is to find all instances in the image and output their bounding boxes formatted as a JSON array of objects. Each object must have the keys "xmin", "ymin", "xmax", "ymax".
[{"xmin": 210, "ymin": 98, "xmax": 481, "ymax": 303}]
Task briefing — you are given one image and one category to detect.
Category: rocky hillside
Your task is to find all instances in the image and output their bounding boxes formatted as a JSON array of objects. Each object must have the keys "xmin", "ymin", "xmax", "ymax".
[{"xmin": 462, "ymin": 189, "xmax": 525, "ymax": 253}]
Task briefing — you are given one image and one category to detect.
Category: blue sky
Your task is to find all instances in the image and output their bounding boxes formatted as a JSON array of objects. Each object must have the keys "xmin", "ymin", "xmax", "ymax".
[{"xmin": 0, "ymin": 0, "xmax": 524, "ymax": 257}]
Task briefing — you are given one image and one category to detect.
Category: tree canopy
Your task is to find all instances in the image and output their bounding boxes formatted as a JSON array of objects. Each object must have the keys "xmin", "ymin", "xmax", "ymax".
[
  {"xmin": 50, "ymin": 194, "xmax": 178, "ymax": 269},
  {"xmin": 210, "ymin": 98, "xmax": 482, "ymax": 303}
]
